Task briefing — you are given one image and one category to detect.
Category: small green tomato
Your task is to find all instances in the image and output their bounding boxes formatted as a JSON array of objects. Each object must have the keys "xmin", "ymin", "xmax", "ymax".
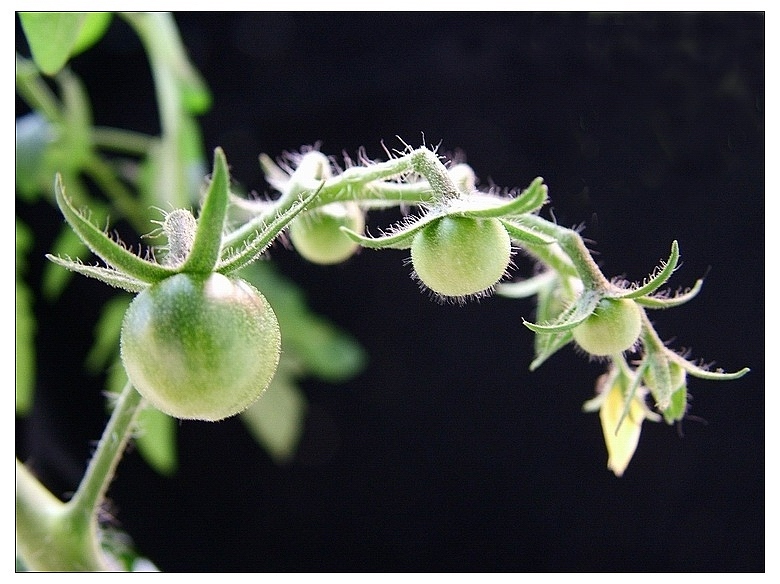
[
  {"xmin": 289, "ymin": 202, "xmax": 365, "ymax": 265},
  {"xmin": 410, "ymin": 216, "xmax": 511, "ymax": 298},
  {"xmin": 572, "ymin": 297, "xmax": 642, "ymax": 356},
  {"xmin": 120, "ymin": 273, "xmax": 281, "ymax": 421}
]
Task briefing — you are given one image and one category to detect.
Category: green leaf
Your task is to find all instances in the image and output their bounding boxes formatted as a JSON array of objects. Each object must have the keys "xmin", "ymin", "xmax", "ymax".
[
  {"xmin": 19, "ymin": 12, "xmax": 88, "ymax": 75},
  {"xmin": 70, "ymin": 13, "xmax": 112, "ymax": 56},
  {"xmin": 241, "ymin": 363, "xmax": 308, "ymax": 464}
]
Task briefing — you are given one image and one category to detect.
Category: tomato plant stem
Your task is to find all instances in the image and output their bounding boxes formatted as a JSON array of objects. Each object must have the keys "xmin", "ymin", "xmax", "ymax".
[{"xmin": 16, "ymin": 381, "xmax": 144, "ymax": 571}]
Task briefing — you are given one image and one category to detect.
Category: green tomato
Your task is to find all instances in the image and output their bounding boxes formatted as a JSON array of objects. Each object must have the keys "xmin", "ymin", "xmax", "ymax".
[
  {"xmin": 289, "ymin": 202, "xmax": 365, "ymax": 265},
  {"xmin": 410, "ymin": 216, "xmax": 511, "ymax": 298},
  {"xmin": 120, "ymin": 273, "xmax": 281, "ymax": 421},
  {"xmin": 572, "ymin": 297, "xmax": 642, "ymax": 356}
]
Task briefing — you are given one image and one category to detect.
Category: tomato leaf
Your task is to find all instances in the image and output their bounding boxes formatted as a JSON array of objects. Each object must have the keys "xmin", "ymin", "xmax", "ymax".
[
  {"xmin": 240, "ymin": 363, "xmax": 308, "ymax": 464},
  {"xmin": 19, "ymin": 13, "xmax": 111, "ymax": 76},
  {"xmin": 16, "ymin": 221, "xmax": 36, "ymax": 416}
]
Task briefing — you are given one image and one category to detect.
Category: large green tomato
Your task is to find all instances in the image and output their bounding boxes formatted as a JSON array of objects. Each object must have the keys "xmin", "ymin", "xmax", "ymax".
[
  {"xmin": 120, "ymin": 273, "xmax": 281, "ymax": 421},
  {"xmin": 410, "ymin": 216, "xmax": 511, "ymax": 298},
  {"xmin": 572, "ymin": 297, "xmax": 642, "ymax": 356}
]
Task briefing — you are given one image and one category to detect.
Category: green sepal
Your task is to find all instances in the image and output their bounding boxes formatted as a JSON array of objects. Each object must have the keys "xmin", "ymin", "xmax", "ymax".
[
  {"xmin": 499, "ymin": 218, "xmax": 555, "ymax": 246},
  {"xmin": 46, "ymin": 255, "xmax": 149, "ymax": 293},
  {"xmin": 614, "ymin": 360, "xmax": 647, "ymax": 432},
  {"xmin": 217, "ymin": 186, "xmax": 323, "ymax": 275},
  {"xmin": 464, "ymin": 177, "xmax": 547, "ymax": 218},
  {"xmin": 643, "ymin": 346, "xmax": 675, "ymax": 411},
  {"xmin": 496, "ymin": 270, "xmax": 557, "ymax": 299},
  {"xmin": 616, "ymin": 240, "xmax": 680, "ymax": 299},
  {"xmin": 53, "ymin": 174, "xmax": 176, "ymax": 284},
  {"xmin": 530, "ymin": 329, "xmax": 574, "ymax": 371},
  {"xmin": 181, "ymin": 148, "xmax": 229, "ymax": 273},
  {"xmin": 523, "ymin": 290, "xmax": 600, "ymax": 334},
  {"xmin": 340, "ymin": 211, "xmax": 441, "ymax": 250},
  {"xmin": 635, "ymin": 279, "xmax": 703, "ymax": 309},
  {"xmin": 662, "ymin": 385, "xmax": 688, "ymax": 424},
  {"xmin": 670, "ymin": 354, "xmax": 751, "ymax": 381}
]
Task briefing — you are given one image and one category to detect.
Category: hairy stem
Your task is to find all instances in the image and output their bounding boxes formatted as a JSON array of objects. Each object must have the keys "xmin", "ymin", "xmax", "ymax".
[{"xmin": 16, "ymin": 381, "xmax": 144, "ymax": 571}]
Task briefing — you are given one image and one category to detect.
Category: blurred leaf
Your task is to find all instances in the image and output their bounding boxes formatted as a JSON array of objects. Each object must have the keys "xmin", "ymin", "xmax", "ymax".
[
  {"xmin": 57, "ymin": 68, "xmax": 93, "ymax": 171},
  {"xmin": 241, "ymin": 361, "xmax": 308, "ymax": 464},
  {"xmin": 19, "ymin": 13, "xmax": 112, "ymax": 76},
  {"xmin": 85, "ymin": 294, "xmax": 131, "ymax": 374},
  {"xmin": 70, "ymin": 13, "xmax": 113, "ymax": 57},
  {"xmin": 42, "ymin": 225, "xmax": 88, "ymax": 300},
  {"xmin": 135, "ymin": 407, "xmax": 178, "ymax": 476},
  {"xmin": 16, "ymin": 220, "xmax": 36, "ymax": 416},
  {"xmin": 19, "ymin": 12, "xmax": 88, "ymax": 75},
  {"xmin": 15, "ymin": 112, "xmax": 56, "ymax": 201},
  {"xmin": 16, "ymin": 282, "xmax": 36, "ymax": 416},
  {"xmin": 241, "ymin": 261, "xmax": 367, "ymax": 382}
]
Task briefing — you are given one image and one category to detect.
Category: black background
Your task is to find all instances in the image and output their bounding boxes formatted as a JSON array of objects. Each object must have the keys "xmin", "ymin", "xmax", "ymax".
[{"xmin": 16, "ymin": 12, "xmax": 764, "ymax": 572}]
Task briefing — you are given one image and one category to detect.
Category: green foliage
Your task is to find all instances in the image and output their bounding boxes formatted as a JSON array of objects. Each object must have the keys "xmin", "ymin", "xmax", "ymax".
[{"xmin": 19, "ymin": 12, "xmax": 112, "ymax": 75}]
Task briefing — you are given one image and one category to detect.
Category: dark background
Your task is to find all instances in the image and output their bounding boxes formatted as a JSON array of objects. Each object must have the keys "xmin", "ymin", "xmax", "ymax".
[{"xmin": 16, "ymin": 12, "xmax": 764, "ymax": 572}]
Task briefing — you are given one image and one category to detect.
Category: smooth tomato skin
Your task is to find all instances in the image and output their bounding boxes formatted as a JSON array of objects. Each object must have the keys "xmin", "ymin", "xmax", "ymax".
[
  {"xmin": 120, "ymin": 273, "xmax": 281, "ymax": 421},
  {"xmin": 410, "ymin": 216, "xmax": 511, "ymax": 297},
  {"xmin": 289, "ymin": 202, "xmax": 365, "ymax": 265},
  {"xmin": 572, "ymin": 297, "xmax": 642, "ymax": 356}
]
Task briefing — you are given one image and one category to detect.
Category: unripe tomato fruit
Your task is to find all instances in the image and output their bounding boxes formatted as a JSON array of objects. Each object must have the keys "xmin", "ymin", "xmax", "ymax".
[
  {"xmin": 120, "ymin": 273, "xmax": 281, "ymax": 421},
  {"xmin": 410, "ymin": 216, "xmax": 511, "ymax": 297},
  {"xmin": 572, "ymin": 297, "xmax": 642, "ymax": 356},
  {"xmin": 289, "ymin": 202, "xmax": 365, "ymax": 265}
]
